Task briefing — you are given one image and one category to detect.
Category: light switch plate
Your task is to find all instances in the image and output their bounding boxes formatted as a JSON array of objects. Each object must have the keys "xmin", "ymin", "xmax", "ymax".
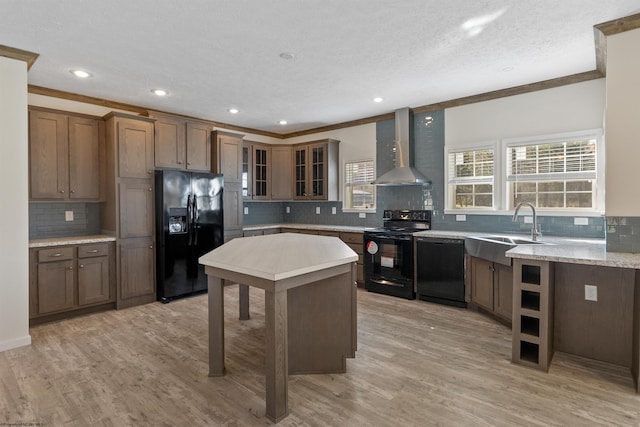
[
  {"xmin": 286, "ymin": 206, "xmax": 290, "ymax": 214},
  {"xmin": 331, "ymin": 207, "xmax": 337, "ymax": 215},
  {"xmin": 585, "ymin": 284, "xmax": 598, "ymax": 301},
  {"xmin": 315, "ymin": 206, "xmax": 320, "ymax": 214},
  {"xmin": 65, "ymin": 210, "xmax": 74, "ymax": 222},
  {"xmin": 455, "ymin": 214, "xmax": 466, "ymax": 222},
  {"xmin": 243, "ymin": 207, "xmax": 249, "ymax": 215},
  {"xmin": 524, "ymin": 216, "xmax": 533, "ymax": 224},
  {"xmin": 359, "ymin": 212, "xmax": 366, "ymax": 218},
  {"xmin": 574, "ymin": 217, "xmax": 589, "ymax": 226}
]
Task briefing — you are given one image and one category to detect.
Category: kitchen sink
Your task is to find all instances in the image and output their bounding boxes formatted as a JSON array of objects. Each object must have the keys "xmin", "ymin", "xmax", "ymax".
[{"xmin": 464, "ymin": 235, "xmax": 550, "ymax": 266}]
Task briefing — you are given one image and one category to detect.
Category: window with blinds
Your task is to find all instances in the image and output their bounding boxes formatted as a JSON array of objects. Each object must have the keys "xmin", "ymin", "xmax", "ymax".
[
  {"xmin": 506, "ymin": 136, "xmax": 598, "ymax": 209},
  {"xmin": 447, "ymin": 148, "xmax": 494, "ymax": 209},
  {"xmin": 344, "ymin": 160, "xmax": 375, "ymax": 210}
]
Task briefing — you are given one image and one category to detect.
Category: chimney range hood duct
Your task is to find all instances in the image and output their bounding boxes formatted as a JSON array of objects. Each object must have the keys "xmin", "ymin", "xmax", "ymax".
[{"xmin": 372, "ymin": 108, "xmax": 430, "ymax": 186}]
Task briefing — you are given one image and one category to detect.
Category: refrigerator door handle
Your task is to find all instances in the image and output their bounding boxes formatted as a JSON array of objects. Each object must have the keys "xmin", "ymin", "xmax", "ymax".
[
  {"xmin": 187, "ymin": 194, "xmax": 193, "ymax": 246},
  {"xmin": 192, "ymin": 195, "xmax": 199, "ymax": 246}
]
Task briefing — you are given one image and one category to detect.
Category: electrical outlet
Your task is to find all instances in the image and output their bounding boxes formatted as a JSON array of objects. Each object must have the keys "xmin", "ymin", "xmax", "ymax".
[
  {"xmin": 455, "ymin": 214, "xmax": 466, "ymax": 222},
  {"xmin": 524, "ymin": 216, "xmax": 533, "ymax": 224},
  {"xmin": 574, "ymin": 217, "xmax": 589, "ymax": 226},
  {"xmin": 315, "ymin": 206, "xmax": 320, "ymax": 214},
  {"xmin": 243, "ymin": 207, "xmax": 249, "ymax": 215},
  {"xmin": 585, "ymin": 284, "xmax": 598, "ymax": 301},
  {"xmin": 65, "ymin": 210, "xmax": 74, "ymax": 222},
  {"xmin": 286, "ymin": 206, "xmax": 290, "ymax": 214},
  {"xmin": 331, "ymin": 207, "xmax": 337, "ymax": 215},
  {"xmin": 359, "ymin": 212, "xmax": 366, "ymax": 218}
]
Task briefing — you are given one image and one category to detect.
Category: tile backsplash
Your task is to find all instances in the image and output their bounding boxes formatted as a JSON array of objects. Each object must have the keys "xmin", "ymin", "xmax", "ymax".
[
  {"xmin": 29, "ymin": 203, "xmax": 101, "ymax": 239},
  {"xmin": 605, "ymin": 216, "xmax": 640, "ymax": 253}
]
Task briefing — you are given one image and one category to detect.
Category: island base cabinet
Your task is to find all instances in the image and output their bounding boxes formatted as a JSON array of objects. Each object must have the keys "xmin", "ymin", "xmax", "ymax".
[
  {"xmin": 118, "ymin": 238, "xmax": 155, "ymax": 309},
  {"xmin": 511, "ymin": 259, "xmax": 554, "ymax": 371}
]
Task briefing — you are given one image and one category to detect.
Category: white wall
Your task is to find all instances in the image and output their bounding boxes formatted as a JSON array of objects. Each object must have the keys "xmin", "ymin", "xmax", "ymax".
[
  {"xmin": 445, "ymin": 79, "xmax": 606, "ymax": 146},
  {"xmin": 605, "ymin": 28, "xmax": 640, "ymax": 216},
  {"xmin": 0, "ymin": 57, "xmax": 30, "ymax": 352}
]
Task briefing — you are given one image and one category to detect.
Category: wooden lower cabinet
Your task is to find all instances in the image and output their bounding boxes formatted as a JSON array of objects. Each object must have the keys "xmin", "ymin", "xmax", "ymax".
[
  {"xmin": 30, "ymin": 242, "xmax": 115, "ymax": 322},
  {"xmin": 118, "ymin": 238, "xmax": 155, "ymax": 307},
  {"xmin": 470, "ymin": 256, "xmax": 513, "ymax": 324}
]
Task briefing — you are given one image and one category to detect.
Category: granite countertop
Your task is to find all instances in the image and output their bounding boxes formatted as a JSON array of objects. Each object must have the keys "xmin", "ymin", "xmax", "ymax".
[
  {"xmin": 244, "ymin": 223, "xmax": 372, "ymax": 233},
  {"xmin": 29, "ymin": 235, "xmax": 116, "ymax": 248},
  {"xmin": 199, "ymin": 233, "xmax": 358, "ymax": 281},
  {"xmin": 414, "ymin": 229, "xmax": 640, "ymax": 269}
]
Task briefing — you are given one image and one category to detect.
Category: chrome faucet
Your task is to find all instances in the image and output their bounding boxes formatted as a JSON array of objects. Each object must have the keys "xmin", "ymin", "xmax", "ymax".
[{"xmin": 513, "ymin": 202, "xmax": 541, "ymax": 241}]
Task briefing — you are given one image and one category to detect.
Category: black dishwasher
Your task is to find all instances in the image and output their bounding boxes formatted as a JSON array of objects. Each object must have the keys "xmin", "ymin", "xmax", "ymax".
[{"xmin": 416, "ymin": 237, "xmax": 466, "ymax": 308}]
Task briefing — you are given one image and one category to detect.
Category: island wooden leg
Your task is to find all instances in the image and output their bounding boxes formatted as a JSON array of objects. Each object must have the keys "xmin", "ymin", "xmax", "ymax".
[
  {"xmin": 239, "ymin": 284, "xmax": 250, "ymax": 320},
  {"xmin": 208, "ymin": 275, "xmax": 225, "ymax": 377},
  {"xmin": 265, "ymin": 289, "xmax": 288, "ymax": 422}
]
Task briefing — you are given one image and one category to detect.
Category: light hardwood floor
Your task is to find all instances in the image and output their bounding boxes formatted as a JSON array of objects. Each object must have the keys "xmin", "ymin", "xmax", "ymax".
[{"xmin": 1, "ymin": 286, "xmax": 639, "ymax": 426}]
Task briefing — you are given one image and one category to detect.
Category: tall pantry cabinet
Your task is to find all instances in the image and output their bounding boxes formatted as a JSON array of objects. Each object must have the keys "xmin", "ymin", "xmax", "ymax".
[{"xmin": 102, "ymin": 112, "xmax": 156, "ymax": 309}]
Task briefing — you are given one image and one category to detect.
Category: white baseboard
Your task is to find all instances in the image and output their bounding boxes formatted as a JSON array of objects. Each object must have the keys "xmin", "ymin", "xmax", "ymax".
[{"xmin": 0, "ymin": 335, "xmax": 31, "ymax": 352}]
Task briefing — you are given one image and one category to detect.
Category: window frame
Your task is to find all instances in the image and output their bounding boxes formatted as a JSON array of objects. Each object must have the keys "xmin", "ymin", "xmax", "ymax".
[
  {"xmin": 503, "ymin": 129, "xmax": 604, "ymax": 215},
  {"xmin": 444, "ymin": 129, "xmax": 604, "ymax": 216},
  {"xmin": 343, "ymin": 159, "xmax": 376, "ymax": 213},
  {"xmin": 444, "ymin": 142, "xmax": 498, "ymax": 213}
]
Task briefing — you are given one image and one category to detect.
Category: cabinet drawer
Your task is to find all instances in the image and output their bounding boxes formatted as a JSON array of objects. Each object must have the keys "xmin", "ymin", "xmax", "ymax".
[
  {"xmin": 346, "ymin": 242, "xmax": 364, "ymax": 258},
  {"xmin": 317, "ymin": 230, "xmax": 339, "ymax": 237},
  {"xmin": 38, "ymin": 247, "xmax": 73, "ymax": 262},
  {"xmin": 78, "ymin": 243, "xmax": 110, "ymax": 258},
  {"xmin": 340, "ymin": 232, "xmax": 363, "ymax": 244}
]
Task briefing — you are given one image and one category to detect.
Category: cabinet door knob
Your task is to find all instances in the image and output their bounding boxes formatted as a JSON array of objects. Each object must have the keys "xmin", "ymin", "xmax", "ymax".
[
  {"xmin": 187, "ymin": 162, "xmax": 191, "ymax": 165},
  {"xmin": 60, "ymin": 189, "xmax": 65, "ymax": 194},
  {"xmin": 80, "ymin": 264, "xmax": 84, "ymax": 268},
  {"xmin": 148, "ymin": 188, "xmax": 152, "ymax": 192},
  {"xmin": 148, "ymin": 170, "xmax": 153, "ymax": 174},
  {"xmin": 178, "ymin": 161, "xmax": 183, "ymax": 164},
  {"xmin": 149, "ymin": 245, "xmax": 153, "ymax": 249},
  {"xmin": 68, "ymin": 266, "xmax": 73, "ymax": 270},
  {"xmin": 70, "ymin": 190, "xmax": 75, "ymax": 194}
]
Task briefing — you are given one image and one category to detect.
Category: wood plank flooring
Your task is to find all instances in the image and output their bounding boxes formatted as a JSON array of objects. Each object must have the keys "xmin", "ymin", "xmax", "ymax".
[{"xmin": 1, "ymin": 286, "xmax": 639, "ymax": 426}]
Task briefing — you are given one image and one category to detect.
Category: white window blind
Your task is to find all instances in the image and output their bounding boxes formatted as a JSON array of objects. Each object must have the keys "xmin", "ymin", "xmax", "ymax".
[
  {"xmin": 506, "ymin": 136, "xmax": 598, "ymax": 209},
  {"xmin": 447, "ymin": 148, "xmax": 494, "ymax": 209},
  {"xmin": 344, "ymin": 160, "xmax": 375, "ymax": 210}
]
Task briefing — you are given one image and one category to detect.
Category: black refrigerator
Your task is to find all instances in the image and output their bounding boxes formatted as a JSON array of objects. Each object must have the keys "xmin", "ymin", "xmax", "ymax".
[{"xmin": 155, "ymin": 170, "xmax": 224, "ymax": 302}]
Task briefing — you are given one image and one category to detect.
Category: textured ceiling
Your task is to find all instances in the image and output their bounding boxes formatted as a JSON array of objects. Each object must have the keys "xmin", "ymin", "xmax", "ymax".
[{"xmin": 1, "ymin": 1, "xmax": 639, "ymax": 134}]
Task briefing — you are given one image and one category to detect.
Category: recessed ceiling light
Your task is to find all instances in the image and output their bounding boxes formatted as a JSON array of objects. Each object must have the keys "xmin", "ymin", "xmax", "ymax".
[
  {"xmin": 279, "ymin": 120, "xmax": 288, "ymax": 125},
  {"xmin": 373, "ymin": 97, "xmax": 383, "ymax": 103},
  {"xmin": 70, "ymin": 69, "xmax": 92, "ymax": 78},
  {"xmin": 228, "ymin": 108, "xmax": 239, "ymax": 114},
  {"xmin": 279, "ymin": 52, "xmax": 295, "ymax": 60},
  {"xmin": 152, "ymin": 89, "xmax": 168, "ymax": 96},
  {"xmin": 501, "ymin": 66, "xmax": 515, "ymax": 72}
]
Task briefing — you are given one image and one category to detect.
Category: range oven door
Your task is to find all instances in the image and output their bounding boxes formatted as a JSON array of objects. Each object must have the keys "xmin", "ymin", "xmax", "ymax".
[{"xmin": 363, "ymin": 232, "xmax": 414, "ymax": 299}]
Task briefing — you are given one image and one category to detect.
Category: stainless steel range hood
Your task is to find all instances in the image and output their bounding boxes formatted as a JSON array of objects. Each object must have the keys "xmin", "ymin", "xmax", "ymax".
[{"xmin": 372, "ymin": 108, "xmax": 430, "ymax": 186}]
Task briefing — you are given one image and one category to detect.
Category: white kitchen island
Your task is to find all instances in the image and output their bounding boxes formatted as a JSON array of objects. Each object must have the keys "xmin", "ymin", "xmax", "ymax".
[{"xmin": 199, "ymin": 233, "xmax": 358, "ymax": 423}]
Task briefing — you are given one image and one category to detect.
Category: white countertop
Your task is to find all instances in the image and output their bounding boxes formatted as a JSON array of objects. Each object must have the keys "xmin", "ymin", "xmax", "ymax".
[
  {"xmin": 199, "ymin": 233, "xmax": 358, "ymax": 281},
  {"xmin": 29, "ymin": 235, "xmax": 116, "ymax": 248},
  {"xmin": 244, "ymin": 223, "xmax": 371, "ymax": 233}
]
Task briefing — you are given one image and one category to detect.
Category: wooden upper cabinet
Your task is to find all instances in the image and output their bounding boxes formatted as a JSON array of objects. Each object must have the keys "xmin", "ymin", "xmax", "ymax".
[
  {"xmin": 271, "ymin": 145, "xmax": 292, "ymax": 200},
  {"xmin": 117, "ymin": 118, "xmax": 154, "ymax": 179},
  {"xmin": 212, "ymin": 130, "xmax": 243, "ymax": 183},
  {"xmin": 292, "ymin": 139, "xmax": 339, "ymax": 201},
  {"xmin": 252, "ymin": 143, "xmax": 270, "ymax": 200},
  {"xmin": 29, "ymin": 110, "xmax": 68, "ymax": 199},
  {"xmin": 29, "ymin": 108, "xmax": 102, "ymax": 201},
  {"xmin": 150, "ymin": 111, "xmax": 212, "ymax": 172},
  {"xmin": 154, "ymin": 115, "xmax": 185, "ymax": 169},
  {"xmin": 68, "ymin": 117, "xmax": 101, "ymax": 199},
  {"xmin": 185, "ymin": 120, "xmax": 211, "ymax": 171}
]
